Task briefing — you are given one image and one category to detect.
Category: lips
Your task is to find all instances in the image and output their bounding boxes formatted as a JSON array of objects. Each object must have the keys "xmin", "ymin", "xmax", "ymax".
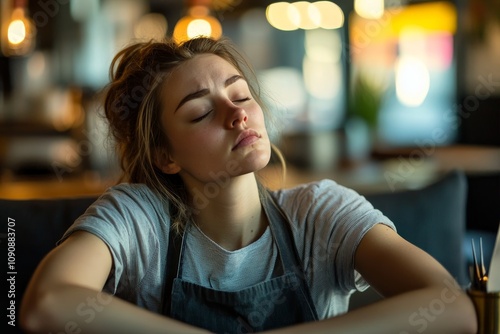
[{"xmin": 232, "ymin": 129, "xmax": 261, "ymax": 150}]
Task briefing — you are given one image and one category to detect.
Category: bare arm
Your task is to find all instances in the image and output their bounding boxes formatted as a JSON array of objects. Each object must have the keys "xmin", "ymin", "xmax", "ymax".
[
  {"xmin": 263, "ymin": 224, "xmax": 477, "ymax": 334},
  {"xmin": 20, "ymin": 231, "xmax": 211, "ymax": 334}
]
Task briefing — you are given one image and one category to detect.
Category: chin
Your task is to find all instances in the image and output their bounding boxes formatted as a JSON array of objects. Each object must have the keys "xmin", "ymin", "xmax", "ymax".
[{"xmin": 244, "ymin": 150, "xmax": 272, "ymax": 174}]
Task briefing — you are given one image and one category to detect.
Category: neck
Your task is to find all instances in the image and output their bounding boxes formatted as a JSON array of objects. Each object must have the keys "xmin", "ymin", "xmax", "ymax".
[{"xmin": 189, "ymin": 173, "xmax": 268, "ymax": 251}]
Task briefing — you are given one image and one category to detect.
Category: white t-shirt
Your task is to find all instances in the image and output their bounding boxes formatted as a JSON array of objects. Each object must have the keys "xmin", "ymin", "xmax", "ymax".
[{"xmin": 59, "ymin": 179, "xmax": 395, "ymax": 319}]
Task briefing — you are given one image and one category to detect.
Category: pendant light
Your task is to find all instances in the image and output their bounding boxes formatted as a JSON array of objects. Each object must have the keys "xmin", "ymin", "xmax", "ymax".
[
  {"xmin": 173, "ymin": 0, "xmax": 222, "ymax": 44},
  {"xmin": 2, "ymin": 0, "xmax": 36, "ymax": 56}
]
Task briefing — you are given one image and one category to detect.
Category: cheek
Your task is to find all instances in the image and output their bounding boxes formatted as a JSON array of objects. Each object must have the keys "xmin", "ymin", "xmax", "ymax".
[
  {"xmin": 169, "ymin": 127, "xmax": 218, "ymax": 159},
  {"xmin": 249, "ymin": 105, "xmax": 268, "ymax": 131}
]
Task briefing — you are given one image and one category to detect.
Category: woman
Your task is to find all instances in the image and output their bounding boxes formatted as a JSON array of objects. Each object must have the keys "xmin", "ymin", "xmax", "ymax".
[{"xmin": 20, "ymin": 37, "xmax": 476, "ymax": 334}]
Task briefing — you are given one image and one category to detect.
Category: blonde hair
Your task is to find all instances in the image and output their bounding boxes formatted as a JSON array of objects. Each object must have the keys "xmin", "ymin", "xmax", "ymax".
[{"xmin": 103, "ymin": 36, "xmax": 283, "ymax": 233}]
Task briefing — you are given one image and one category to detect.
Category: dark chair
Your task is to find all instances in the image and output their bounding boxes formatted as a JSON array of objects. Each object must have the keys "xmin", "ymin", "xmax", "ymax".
[
  {"xmin": 350, "ymin": 169, "xmax": 469, "ymax": 310},
  {"xmin": 1, "ymin": 196, "xmax": 96, "ymax": 333}
]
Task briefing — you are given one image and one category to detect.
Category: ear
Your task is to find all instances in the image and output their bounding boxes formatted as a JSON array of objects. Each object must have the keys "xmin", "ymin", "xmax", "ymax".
[{"xmin": 155, "ymin": 149, "xmax": 181, "ymax": 174}]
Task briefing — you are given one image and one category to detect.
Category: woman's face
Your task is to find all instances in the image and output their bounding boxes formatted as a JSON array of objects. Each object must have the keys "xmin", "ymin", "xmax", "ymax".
[{"xmin": 159, "ymin": 54, "xmax": 271, "ymax": 187}]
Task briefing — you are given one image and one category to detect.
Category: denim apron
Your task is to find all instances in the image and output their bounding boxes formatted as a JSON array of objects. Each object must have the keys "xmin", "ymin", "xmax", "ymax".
[{"xmin": 162, "ymin": 194, "xmax": 319, "ymax": 333}]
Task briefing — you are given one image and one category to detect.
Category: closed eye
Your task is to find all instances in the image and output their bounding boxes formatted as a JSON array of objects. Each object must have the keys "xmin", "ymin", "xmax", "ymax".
[
  {"xmin": 191, "ymin": 110, "xmax": 212, "ymax": 123},
  {"xmin": 234, "ymin": 97, "xmax": 251, "ymax": 103}
]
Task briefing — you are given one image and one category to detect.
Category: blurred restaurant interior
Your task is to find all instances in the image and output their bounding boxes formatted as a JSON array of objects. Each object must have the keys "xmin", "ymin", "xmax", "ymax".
[{"xmin": 0, "ymin": 0, "xmax": 499, "ymax": 250}]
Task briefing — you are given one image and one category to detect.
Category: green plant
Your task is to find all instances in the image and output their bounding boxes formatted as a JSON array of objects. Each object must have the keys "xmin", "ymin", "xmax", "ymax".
[{"xmin": 348, "ymin": 73, "xmax": 383, "ymax": 128}]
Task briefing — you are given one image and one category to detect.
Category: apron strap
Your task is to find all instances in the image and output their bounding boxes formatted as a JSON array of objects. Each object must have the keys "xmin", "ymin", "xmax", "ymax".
[
  {"xmin": 263, "ymin": 192, "xmax": 320, "ymax": 320},
  {"xmin": 263, "ymin": 193, "xmax": 304, "ymax": 274},
  {"xmin": 162, "ymin": 218, "xmax": 183, "ymax": 316}
]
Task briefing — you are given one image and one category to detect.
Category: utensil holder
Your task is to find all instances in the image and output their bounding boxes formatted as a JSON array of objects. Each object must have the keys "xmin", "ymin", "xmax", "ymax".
[{"xmin": 467, "ymin": 289, "xmax": 500, "ymax": 334}]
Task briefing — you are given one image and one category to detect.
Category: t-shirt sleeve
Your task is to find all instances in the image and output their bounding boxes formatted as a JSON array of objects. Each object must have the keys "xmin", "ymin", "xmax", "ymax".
[
  {"xmin": 319, "ymin": 180, "xmax": 396, "ymax": 292},
  {"xmin": 276, "ymin": 179, "xmax": 396, "ymax": 293},
  {"xmin": 57, "ymin": 184, "xmax": 169, "ymax": 297}
]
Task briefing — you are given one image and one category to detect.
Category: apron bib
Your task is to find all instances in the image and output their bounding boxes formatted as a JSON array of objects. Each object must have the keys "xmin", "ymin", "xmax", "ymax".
[{"xmin": 162, "ymin": 194, "xmax": 318, "ymax": 333}]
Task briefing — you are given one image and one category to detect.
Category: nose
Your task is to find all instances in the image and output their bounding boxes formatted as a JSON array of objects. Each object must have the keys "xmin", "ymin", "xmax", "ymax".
[{"xmin": 225, "ymin": 103, "xmax": 248, "ymax": 128}]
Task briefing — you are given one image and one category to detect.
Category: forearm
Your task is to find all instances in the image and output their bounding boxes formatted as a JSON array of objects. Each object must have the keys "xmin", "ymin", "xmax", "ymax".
[
  {"xmin": 264, "ymin": 287, "xmax": 477, "ymax": 334},
  {"xmin": 20, "ymin": 284, "xmax": 211, "ymax": 334}
]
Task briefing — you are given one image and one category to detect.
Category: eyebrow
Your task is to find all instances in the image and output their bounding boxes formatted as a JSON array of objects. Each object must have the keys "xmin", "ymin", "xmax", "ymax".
[{"xmin": 174, "ymin": 74, "xmax": 244, "ymax": 112}]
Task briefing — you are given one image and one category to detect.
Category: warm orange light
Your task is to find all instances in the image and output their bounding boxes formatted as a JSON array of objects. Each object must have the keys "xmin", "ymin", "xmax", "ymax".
[
  {"xmin": 266, "ymin": 2, "xmax": 300, "ymax": 31},
  {"xmin": 350, "ymin": 1, "xmax": 456, "ymax": 44},
  {"xmin": 8, "ymin": 19, "xmax": 26, "ymax": 45},
  {"xmin": 266, "ymin": 1, "xmax": 344, "ymax": 31},
  {"xmin": 354, "ymin": 0, "xmax": 384, "ymax": 20},
  {"xmin": 173, "ymin": 6, "xmax": 222, "ymax": 44},
  {"xmin": 2, "ymin": 5, "xmax": 36, "ymax": 56},
  {"xmin": 390, "ymin": 2, "xmax": 456, "ymax": 35}
]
